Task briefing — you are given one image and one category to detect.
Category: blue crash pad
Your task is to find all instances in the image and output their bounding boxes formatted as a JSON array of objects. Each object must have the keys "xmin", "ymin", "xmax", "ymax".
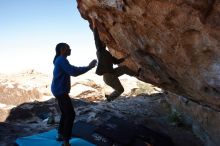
[{"xmin": 16, "ymin": 129, "xmax": 96, "ymax": 146}]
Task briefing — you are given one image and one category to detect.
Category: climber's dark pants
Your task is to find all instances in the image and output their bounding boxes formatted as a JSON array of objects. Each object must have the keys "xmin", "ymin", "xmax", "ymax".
[
  {"xmin": 103, "ymin": 66, "xmax": 136, "ymax": 98},
  {"xmin": 55, "ymin": 94, "xmax": 75, "ymax": 141}
]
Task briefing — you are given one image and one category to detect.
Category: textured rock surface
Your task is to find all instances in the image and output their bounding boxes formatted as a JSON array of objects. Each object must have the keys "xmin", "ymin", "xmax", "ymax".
[
  {"xmin": 166, "ymin": 92, "xmax": 220, "ymax": 146},
  {"xmin": 77, "ymin": 0, "xmax": 220, "ymax": 109},
  {"xmin": 0, "ymin": 71, "xmax": 203, "ymax": 146},
  {"xmin": 77, "ymin": 0, "xmax": 220, "ymax": 145},
  {"xmin": 0, "ymin": 95, "xmax": 203, "ymax": 146},
  {"xmin": 0, "ymin": 70, "xmax": 50, "ymax": 106}
]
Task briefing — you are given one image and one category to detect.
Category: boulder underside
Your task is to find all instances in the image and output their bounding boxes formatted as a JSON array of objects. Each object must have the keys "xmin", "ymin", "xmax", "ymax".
[{"xmin": 77, "ymin": 0, "xmax": 220, "ymax": 145}]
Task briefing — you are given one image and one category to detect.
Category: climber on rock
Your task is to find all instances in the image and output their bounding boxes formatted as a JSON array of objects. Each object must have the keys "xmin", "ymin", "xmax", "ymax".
[{"xmin": 91, "ymin": 18, "xmax": 141, "ymax": 101}]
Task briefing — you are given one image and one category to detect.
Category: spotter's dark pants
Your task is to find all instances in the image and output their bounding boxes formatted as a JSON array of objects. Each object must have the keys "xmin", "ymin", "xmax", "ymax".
[{"xmin": 55, "ymin": 94, "xmax": 75, "ymax": 141}]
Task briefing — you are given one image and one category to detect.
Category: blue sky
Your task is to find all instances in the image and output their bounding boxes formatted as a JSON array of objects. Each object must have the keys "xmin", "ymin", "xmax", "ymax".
[{"xmin": 0, "ymin": 0, "xmax": 96, "ymax": 74}]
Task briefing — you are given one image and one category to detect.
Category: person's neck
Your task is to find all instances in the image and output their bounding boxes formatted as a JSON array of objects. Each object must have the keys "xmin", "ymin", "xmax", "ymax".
[{"xmin": 60, "ymin": 54, "xmax": 67, "ymax": 58}]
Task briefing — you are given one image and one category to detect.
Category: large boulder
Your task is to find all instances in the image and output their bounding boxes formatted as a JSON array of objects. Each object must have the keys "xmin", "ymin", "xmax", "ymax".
[{"xmin": 76, "ymin": 0, "xmax": 220, "ymax": 145}]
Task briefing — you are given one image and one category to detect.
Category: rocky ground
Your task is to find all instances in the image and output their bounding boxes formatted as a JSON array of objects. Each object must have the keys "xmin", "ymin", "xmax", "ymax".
[{"xmin": 0, "ymin": 70, "xmax": 203, "ymax": 146}]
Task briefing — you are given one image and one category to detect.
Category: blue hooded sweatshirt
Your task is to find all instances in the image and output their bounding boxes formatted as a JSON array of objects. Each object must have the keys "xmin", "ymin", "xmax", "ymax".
[{"xmin": 51, "ymin": 56, "xmax": 91, "ymax": 96}]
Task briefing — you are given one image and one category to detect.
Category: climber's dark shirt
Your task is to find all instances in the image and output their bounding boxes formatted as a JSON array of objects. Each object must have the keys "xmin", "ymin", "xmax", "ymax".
[{"xmin": 93, "ymin": 28, "xmax": 124, "ymax": 75}]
